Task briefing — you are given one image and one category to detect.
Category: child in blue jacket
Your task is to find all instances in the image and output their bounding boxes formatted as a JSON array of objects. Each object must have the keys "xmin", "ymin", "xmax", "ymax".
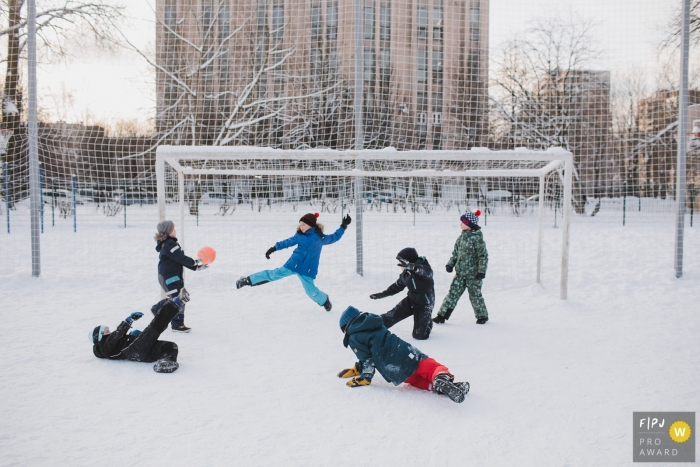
[
  {"xmin": 337, "ymin": 306, "xmax": 470, "ymax": 403},
  {"xmin": 237, "ymin": 212, "xmax": 351, "ymax": 311},
  {"xmin": 155, "ymin": 220, "xmax": 208, "ymax": 332}
]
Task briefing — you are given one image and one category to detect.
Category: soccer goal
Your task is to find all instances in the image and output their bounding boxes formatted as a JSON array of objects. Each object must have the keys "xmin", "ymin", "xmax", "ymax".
[{"xmin": 156, "ymin": 146, "xmax": 572, "ymax": 299}]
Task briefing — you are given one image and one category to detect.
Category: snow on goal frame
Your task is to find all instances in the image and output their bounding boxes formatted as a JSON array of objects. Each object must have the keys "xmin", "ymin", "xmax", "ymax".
[{"xmin": 156, "ymin": 146, "xmax": 573, "ymax": 299}]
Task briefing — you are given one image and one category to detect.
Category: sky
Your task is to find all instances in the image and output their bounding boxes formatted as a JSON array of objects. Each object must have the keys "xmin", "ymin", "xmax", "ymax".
[{"xmin": 32, "ymin": 0, "xmax": 679, "ymax": 131}]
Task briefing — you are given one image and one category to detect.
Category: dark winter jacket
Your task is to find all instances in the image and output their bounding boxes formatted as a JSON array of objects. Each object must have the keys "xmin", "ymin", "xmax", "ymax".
[
  {"xmin": 276, "ymin": 226, "xmax": 345, "ymax": 279},
  {"xmin": 156, "ymin": 236, "xmax": 198, "ymax": 287},
  {"xmin": 92, "ymin": 321, "xmax": 135, "ymax": 360},
  {"xmin": 344, "ymin": 313, "xmax": 427, "ymax": 385},
  {"xmin": 447, "ymin": 230, "xmax": 488, "ymax": 278},
  {"xmin": 375, "ymin": 257, "xmax": 434, "ymax": 308}
]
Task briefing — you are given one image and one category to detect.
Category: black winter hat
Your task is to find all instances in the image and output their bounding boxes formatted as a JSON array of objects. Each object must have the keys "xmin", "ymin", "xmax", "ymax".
[
  {"xmin": 300, "ymin": 212, "xmax": 319, "ymax": 227},
  {"xmin": 396, "ymin": 247, "xmax": 419, "ymax": 266}
]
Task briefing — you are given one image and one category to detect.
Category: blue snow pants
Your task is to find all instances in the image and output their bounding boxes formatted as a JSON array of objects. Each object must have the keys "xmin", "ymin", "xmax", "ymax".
[{"xmin": 249, "ymin": 267, "xmax": 328, "ymax": 306}]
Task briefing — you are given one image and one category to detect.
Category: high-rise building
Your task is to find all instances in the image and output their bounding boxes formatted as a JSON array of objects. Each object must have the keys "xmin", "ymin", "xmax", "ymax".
[{"xmin": 155, "ymin": 0, "xmax": 489, "ymax": 149}]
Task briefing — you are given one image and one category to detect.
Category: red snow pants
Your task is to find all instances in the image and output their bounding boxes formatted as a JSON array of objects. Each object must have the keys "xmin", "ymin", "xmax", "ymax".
[{"xmin": 403, "ymin": 357, "xmax": 452, "ymax": 391}]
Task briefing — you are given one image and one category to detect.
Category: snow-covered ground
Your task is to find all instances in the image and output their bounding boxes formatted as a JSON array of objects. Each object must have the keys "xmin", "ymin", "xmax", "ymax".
[{"xmin": 1, "ymin": 202, "xmax": 699, "ymax": 466}]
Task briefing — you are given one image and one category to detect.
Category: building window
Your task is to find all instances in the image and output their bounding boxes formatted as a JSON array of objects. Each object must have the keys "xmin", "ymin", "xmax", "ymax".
[
  {"xmin": 364, "ymin": 48, "xmax": 375, "ymax": 81},
  {"xmin": 164, "ymin": 1, "xmax": 177, "ymax": 28},
  {"xmin": 417, "ymin": 90, "xmax": 427, "ymax": 113},
  {"xmin": 311, "ymin": 4, "xmax": 322, "ymax": 40},
  {"xmin": 272, "ymin": 4, "xmax": 284, "ymax": 40},
  {"xmin": 432, "ymin": 112, "xmax": 442, "ymax": 126},
  {"xmin": 311, "ymin": 48, "xmax": 322, "ymax": 75},
  {"xmin": 327, "ymin": 2, "xmax": 338, "ymax": 41},
  {"xmin": 380, "ymin": 5, "xmax": 391, "ymax": 41},
  {"xmin": 417, "ymin": 7, "xmax": 428, "ymax": 40},
  {"xmin": 469, "ymin": 49, "xmax": 479, "ymax": 78},
  {"xmin": 417, "ymin": 48, "xmax": 427, "ymax": 83},
  {"xmin": 364, "ymin": 6, "xmax": 375, "ymax": 40},
  {"xmin": 380, "ymin": 49, "xmax": 390, "ymax": 80},
  {"xmin": 432, "ymin": 49, "xmax": 443, "ymax": 83},
  {"xmin": 433, "ymin": 7, "xmax": 443, "ymax": 41},
  {"xmin": 470, "ymin": 7, "xmax": 480, "ymax": 43},
  {"xmin": 202, "ymin": 0, "xmax": 214, "ymax": 81},
  {"xmin": 218, "ymin": 5, "xmax": 230, "ymax": 85},
  {"xmin": 432, "ymin": 91, "xmax": 443, "ymax": 111},
  {"xmin": 419, "ymin": 112, "xmax": 427, "ymax": 125},
  {"xmin": 328, "ymin": 48, "xmax": 338, "ymax": 71}
]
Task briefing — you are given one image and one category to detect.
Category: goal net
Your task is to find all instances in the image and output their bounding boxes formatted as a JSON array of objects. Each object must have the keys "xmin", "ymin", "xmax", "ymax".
[{"xmin": 156, "ymin": 146, "xmax": 572, "ymax": 298}]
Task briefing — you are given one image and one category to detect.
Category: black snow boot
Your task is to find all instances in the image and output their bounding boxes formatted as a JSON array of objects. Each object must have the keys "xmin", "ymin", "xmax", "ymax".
[
  {"xmin": 236, "ymin": 276, "xmax": 252, "ymax": 289},
  {"xmin": 455, "ymin": 381, "xmax": 470, "ymax": 398},
  {"xmin": 323, "ymin": 297, "xmax": 332, "ymax": 312},
  {"xmin": 153, "ymin": 359, "xmax": 179, "ymax": 373},
  {"xmin": 432, "ymin": 315, "xmax": 446, "ymax": 324},
  {"xmin": 443, "ymin": 308, "xmax": 455, "ymax": 320},
  {"xmin": 433, "ymin": 373, "xmax": 465, "ymax": 403},
  {"xmin": 476, "ymin": 317, "xmax": 489, "ymax": 324}
]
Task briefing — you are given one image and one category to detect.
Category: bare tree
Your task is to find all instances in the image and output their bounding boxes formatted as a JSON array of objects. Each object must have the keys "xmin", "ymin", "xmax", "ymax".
[
  {"xmin": 664, "ymin": 0, "xmax": 700, "ymax": 47},
  {"xmin": 610, "ymin": 68, "xmax": 649, "ymax": 197},
  {"xmin": 0, "ymin": 0, "xmax": 123, "ymax": 204},
  {"xmin": 120, "ymin": 0, "xmax": 338, "ymax": 151},
  {"xmin": 490, "ymin": 15, "xmax": 609, "ymax": 213}
]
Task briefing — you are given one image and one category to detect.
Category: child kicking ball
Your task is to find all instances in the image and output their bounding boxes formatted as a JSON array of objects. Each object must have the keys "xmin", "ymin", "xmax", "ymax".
[
  {"xmin": 236, "ymin": 212, "xmax": 351, "ymax": 311},
  {"xmin": 337, "ymin": 306, "xmax": 470, "ymax": 403}
]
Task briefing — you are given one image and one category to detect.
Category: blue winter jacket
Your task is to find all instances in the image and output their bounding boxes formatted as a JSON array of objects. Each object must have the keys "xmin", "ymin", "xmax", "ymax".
[
  {"xmin": 275, "ymin": 226, "xmax": 345, "ymax": 279},
  {"xmin": 344, "ymin": 312, "xmax": 427, "ymax": 385}
]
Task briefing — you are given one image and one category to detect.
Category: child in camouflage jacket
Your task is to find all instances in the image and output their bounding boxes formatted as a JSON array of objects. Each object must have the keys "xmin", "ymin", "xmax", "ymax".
[{"xmin": 433, "ymin": 210, "xmax": 489, "ymax": 324}]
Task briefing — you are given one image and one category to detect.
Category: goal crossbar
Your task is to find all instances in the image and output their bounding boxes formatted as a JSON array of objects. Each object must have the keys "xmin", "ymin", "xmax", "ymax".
[{"xmin": 155, "ymin": 146, "xmax": 573, "ymax": 299}]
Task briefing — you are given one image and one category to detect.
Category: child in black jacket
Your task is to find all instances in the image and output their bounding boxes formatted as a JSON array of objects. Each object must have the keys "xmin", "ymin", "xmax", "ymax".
[
  {"xmin": 369, "ymin": 247, "xmax": 434, "ymax": 340},
  {"xmin": 155, "ymin": 220, "xmax": 208, "ymax": 332},
  {"xmin": 89, "ymin": 290, "xmax": 190, "ymax": 373}
]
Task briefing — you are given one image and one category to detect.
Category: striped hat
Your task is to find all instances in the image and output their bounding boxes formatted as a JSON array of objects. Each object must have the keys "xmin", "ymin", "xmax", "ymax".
[{"xmin": 460, "ymin": 210, "xmax": 481, "ymax": 230}]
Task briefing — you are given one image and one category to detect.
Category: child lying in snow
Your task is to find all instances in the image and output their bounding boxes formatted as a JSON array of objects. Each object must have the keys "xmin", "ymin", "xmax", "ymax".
[
  {"xmin": 89, "ymin": 290, "xmax": 190, "ymax": 373},
  {"xmin": 337, "ymin": 306, "xmax": 470, "ymax": 403}
]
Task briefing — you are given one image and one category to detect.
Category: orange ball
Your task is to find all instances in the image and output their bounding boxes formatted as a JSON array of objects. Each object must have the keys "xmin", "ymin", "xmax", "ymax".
[{"xmin": 197, "ymin": 246, "xmax": 216, "ymax": 265}]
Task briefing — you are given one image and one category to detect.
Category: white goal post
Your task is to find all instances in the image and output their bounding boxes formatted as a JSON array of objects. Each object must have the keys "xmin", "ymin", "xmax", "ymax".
[{"xmin": 156, "ymin": 146, "xmax": 573, "ymax": 299}]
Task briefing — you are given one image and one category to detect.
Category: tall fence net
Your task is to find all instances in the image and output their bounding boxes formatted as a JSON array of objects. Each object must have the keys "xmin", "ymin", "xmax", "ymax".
[{"xmin": 0, "ymin": 0, "xmax": 698, "ymax": 296}]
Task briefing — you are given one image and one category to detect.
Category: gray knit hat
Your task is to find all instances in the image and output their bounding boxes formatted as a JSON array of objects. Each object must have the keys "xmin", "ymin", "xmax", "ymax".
[{"xmin": 157, "ymin": 220, "xmax": 174, "ymax": 236}]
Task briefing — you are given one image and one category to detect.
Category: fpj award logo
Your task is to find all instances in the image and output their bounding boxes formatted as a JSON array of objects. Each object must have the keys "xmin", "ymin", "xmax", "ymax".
[{"xmin": 634, "ymin": 412, "xmax": 695, "ymax": 462}]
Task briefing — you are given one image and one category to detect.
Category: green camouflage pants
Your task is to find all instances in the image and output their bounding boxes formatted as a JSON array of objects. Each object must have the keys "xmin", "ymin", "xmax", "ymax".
[{"xmin": 438, "ymin": 275, "xmax": 488, "ymax": 319}]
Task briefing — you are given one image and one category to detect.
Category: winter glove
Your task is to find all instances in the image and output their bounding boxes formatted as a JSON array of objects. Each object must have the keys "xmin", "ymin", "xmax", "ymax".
[
  {"xmin": 194, "ymin": 259, "xmax": 209, "ymax": 271},
  {"xmin": 340, "ymin": 214, "xmax": 352, "ymax": 229},
  {"xmin": 475, "ymin": 272, "xmax": 486, "ymax": 280},
  {"xmin": 129, "ymin": 329, "xmax": 141, "ymax": 337},
  {"xmin": 347, "ymin": 377, "xmax": 371, "ymax": 387},
  {"xmin": 369, "ymin": 293, "xmax": 385, "ymax": 300},
  {"xmin": 125, "ymin": 312, "xmax": 144, "ymax": 326},
  {"xmin": 179, "ymin": 288, "xmax": 190, "ymax": 303},
  {"xmin": 404, "ymin": 263, "xmax": 416, "ymax": 271},
  {"xmin": 445, "ymin": 264, "xmax": 454, "ymax": 273},
  {"xmin": 173, "ymin": 288, "xmax": 190, "ymax": 308},
  {"xmin": 265, "ymin": 246, "xmax": 276, "ymax": 259},
  {"xmin": 337, "ymin": 363, "xmax": 361, "ymax": 378}
]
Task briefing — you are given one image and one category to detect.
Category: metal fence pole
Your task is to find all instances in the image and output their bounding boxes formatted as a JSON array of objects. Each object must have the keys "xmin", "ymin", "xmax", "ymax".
[
  {"xmin": 675, "ymin": 0, "xmax": 690, "ymax": 278},
  {"xmin": 354, "ymin": 0, "xmax": 364, "ymax": 277},
  {"xmin": 39, "ymin": 162, "xmax": 43, "ymax": 233},
  {"xmin": 4, "ymin": 162, "xmax": 9, "ymax": 233},
  {"xmin": 28, "ymin": 0, "xmax": 41, "ymax": 276},
  {"xmin": 623, "ymin": 181, "xmax": 627, "ymax": 226},
  {"xmin": 72, "ymin": 174, "xmax": 77, "ymax": 233}
]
